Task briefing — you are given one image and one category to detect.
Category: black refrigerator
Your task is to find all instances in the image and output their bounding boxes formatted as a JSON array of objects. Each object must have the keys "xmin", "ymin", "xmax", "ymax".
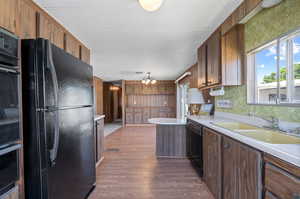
[{"xmin": 21, "ymin": 39, "xmax": 96, "ymax": 199}]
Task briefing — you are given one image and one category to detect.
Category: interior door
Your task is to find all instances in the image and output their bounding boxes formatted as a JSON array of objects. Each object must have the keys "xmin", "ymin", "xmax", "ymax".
[{"xmin": 47, "ymin": 107, "xmax": 95, "ymax": 199}]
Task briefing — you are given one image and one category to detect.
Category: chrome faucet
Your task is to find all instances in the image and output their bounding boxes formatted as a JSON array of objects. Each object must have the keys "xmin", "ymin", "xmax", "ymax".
[{"xmin": 248, "ymin": 112, "xmax": 280, "ymax": 130}]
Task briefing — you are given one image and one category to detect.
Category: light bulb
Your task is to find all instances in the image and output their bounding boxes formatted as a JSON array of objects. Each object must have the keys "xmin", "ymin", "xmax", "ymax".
[
  {"xmin": 151, "ymin": 79, "xmax": 157, "ymax": 84},
  {"xmin": 139, "ymin": 0, "xmax": 163, "ymax": 12}
]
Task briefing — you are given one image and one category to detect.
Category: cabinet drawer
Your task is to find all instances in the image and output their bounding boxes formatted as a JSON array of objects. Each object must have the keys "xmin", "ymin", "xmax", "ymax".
[{"xmin": 265, "ymin": 163, "xmax": 300, "ymax": 199}]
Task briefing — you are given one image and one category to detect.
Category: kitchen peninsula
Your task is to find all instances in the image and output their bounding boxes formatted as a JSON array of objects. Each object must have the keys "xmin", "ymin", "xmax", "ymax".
[{"xmin": 148, "ymin": 118, "xmax": 187, "ymax": 158}]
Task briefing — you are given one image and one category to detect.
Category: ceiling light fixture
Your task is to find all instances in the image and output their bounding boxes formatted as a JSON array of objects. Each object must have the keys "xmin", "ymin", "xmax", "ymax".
[
  {"xmin": 142, "ymin": 72, "xmax": 157, "ymax": 85},
  {"xmin": 138, "ymin": 0, "xmax": 164, "ymax": 12}
]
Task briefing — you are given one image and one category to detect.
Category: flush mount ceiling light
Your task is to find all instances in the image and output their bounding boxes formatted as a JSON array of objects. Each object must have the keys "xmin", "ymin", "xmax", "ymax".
[
  {"xmin": 142, "ymin": 72, "xmax": 157, "ymax": 85},
  {"xmin": 138, "ymin": 0, "xmax": 164, "ymax": 12},
  {"xmin": 261, "ymin": 0, "xmax": 282, "ymax": 8}
]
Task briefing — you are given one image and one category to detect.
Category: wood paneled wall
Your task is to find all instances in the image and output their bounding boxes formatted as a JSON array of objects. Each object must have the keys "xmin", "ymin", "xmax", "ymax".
[
  {"xmin": 93, "ymin": 76, "xmax": 103, "ymax": 115},
  {"xmin": 103, "ymin": 82, "xmax": 113, "ymax": 123},
  {"xmin": 125, "ymin": 81, "xmax": 176, "ymax": 125}
]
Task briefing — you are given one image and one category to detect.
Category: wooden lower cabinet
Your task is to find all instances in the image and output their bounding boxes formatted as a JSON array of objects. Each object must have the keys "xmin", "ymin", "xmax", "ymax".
[
  {"xmin": 222, "ymin": 136, "xmax": 239, "ymax": 199},
  {"xmin": 95, "ymin": 118, "xmax": 104, "ymax": 164},
  {"xmin": 203, "ymin": 128, "xmax": 222, "ymax": 199},
  {"xmin": 238, "ymin": 143, "xmax": 262, "ymax": 199},
  {"xmin": 264, "ymin": 161, "xmax": 300, "ymax": 199},
  {"xmin": 204, "ymin": 128, "xmax": 262, "ymax": 199}
]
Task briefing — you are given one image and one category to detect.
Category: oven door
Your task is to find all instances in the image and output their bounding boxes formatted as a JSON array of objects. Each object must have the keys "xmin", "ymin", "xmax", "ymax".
[
  {"xmin": 0, "ymin": 69, "xmax": 20, "ymax": 146},
  {"xmin": 0, "ymin": 144, "xmax": 21, "ymax": 195}
]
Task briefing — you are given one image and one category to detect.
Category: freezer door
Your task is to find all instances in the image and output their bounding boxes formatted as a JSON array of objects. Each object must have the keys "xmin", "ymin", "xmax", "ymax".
[
  {"xmin": 46, "ymin": 43, "xmax": 93, "ymax": 108},
  {"xmin": 46, "ymin": 107, "xmax": 95, "ymax": 199}
]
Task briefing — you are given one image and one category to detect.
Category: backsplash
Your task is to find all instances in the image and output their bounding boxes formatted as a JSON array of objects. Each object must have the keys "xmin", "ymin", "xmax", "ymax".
[
  {"xmin": 216, "ymin": 0, "xmax": 300, "ymax": 123},
  {"xmin": 216, "ymin": 86, "xmax": 300, "ymax": 122}
]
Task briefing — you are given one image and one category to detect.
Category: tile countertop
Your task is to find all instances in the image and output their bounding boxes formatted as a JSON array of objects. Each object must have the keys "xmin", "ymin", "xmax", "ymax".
[
  {"xmin": 94, "ymin": 115, "xmax": 105, "ymax": 121},
  {"xmin": 148, "ymin": 118, "xmax": 187, "ymax": 125},
  {"xmin": 187, "ymin": 115, "xmax": 300, "ymax": 168}
]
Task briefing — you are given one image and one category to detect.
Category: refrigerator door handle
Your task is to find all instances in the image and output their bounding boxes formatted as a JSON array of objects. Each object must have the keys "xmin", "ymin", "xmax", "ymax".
[{"xmin": 46, "ymin": 42, "xmax": 60, "ymax": 167}]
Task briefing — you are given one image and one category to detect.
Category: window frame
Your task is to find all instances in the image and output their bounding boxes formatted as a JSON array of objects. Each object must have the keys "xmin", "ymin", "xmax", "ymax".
[{"xmin": 247, "ymin": 28, "xmax": 300, "ymax": 106}]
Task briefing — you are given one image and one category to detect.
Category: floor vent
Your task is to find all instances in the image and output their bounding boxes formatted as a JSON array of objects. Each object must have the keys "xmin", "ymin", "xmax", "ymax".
[{"xmin": 105, "ymin": 148, "xmax": 120, "ymax": 152}]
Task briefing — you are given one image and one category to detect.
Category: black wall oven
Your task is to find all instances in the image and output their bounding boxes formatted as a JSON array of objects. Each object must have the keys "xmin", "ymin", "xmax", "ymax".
[
  {"xmin": 0, "ymin": 28, "xmax": 21, "ymax": 196},
  {"xmin": 187, "ymin": 119, "xmax": 203, "ymax": 177},
  {"xmin": 0, "ymin": 28, "xmax": 20, "ymax": 147},
  {"xmin": 0, "ymin": 144, "xmax": 21, "ymax": 195}
]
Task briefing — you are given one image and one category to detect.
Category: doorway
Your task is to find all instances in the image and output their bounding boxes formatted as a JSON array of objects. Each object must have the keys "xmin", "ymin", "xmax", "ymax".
[{"xmin": 103, "ymin": 80, "xmax": 123, "ymax": 136}]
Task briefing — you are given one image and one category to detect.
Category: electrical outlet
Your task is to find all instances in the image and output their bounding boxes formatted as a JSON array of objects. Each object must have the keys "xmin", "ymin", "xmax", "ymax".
[{"xmin": 216, "ymin": 100, "xmax": 233, "ymax": 108}]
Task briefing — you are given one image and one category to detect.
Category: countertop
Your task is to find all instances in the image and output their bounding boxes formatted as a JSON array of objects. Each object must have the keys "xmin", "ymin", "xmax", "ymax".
[
  {"xmin": 187, "ymin": 115, "xmax": 300, "ymax": 168},
  {"xmin": 148, "ymin": 118, "xmax": 187, "ymax": 125},
  {"xmin": 94, "ymin": 115, "xmax": 105, "ymax": 121}
]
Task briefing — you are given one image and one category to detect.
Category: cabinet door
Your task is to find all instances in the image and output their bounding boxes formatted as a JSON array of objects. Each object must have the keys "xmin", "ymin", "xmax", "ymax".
[
  {"xmin": 96, "ymin": 119, "xmax": 104, "ymax": 162},
  {"xmin": 245, "ymin": 0, "xmax": 262, "ymax": 15},
  {"xmin": 207, "ymin": 30, "xmax": 221, "ymax": 86},
  {"xmin": 203, "ymin": 128, "xmax": 222, "ymax": 199},
  {"xmin": 198, "ymin": 45, "xmax": 207, "ymax": 88},
  {"xmin": 0, "ymin": 0, "xmax": 18, "ymax": 34},
  {"xmin": 223, "ymin": 136, "xmax": 239, "ymax": 199},
  {"xmin": 221, "ymin": 26, "xmax": 243, "ymax": 86},
  {"xmin": 38, "ymin": 13, "xmax": 65, "ymax": 49},
  {"xmin": 238, "ymin": 143, "xmax": 262, "ymax": 199},
  {"xmin": 19, "ymin": 0, "xmax": 37, "ymax": 39},
  {"xmin": 80, "ymin": 45, "xmax": 90, "ymax": 64},
  {"xmin": 37, "ymin": 13, "xmax": 53, "ymax": 41},
  {"xmin": 65, "ymin": 34, "xmax": 80, "ymax": 58},
  {"xmin": 51, "ymin": 23, "xmax": 64, "ymax": 49}
]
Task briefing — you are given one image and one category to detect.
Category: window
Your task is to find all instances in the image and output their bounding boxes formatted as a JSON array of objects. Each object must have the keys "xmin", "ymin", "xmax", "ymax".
[{"xmin": 247, "ymin": 29, "xmax": 300, "ymax": 105}]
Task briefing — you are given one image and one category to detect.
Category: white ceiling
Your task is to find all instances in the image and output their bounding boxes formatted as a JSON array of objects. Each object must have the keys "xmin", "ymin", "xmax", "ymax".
[{"xmin": 34, "ymin": 0, "xmax": 242, "ymax": 81}]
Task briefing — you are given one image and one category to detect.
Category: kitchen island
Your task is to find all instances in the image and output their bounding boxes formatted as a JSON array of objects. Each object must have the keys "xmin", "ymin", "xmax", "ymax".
[{"xmin": 148, "ymin": 118, "xmax": 187, "ymax": 158}]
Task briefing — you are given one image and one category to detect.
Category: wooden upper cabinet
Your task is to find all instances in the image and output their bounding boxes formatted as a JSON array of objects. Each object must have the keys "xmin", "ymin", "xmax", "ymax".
[
  {"xmin": 245, "ymin": 0, "xmax": 262, "ymax": 15},
  {"xmin": 203, "ymin": 128, "xmax": 222, "ymax": 199},
  {"xmin": 65, "ymin": 34, "xmax": 80, "ymax": 58},
  {"xmin": 19, "ymin": 0, "xmax": 37, "ymax": 39},
  {"xmin": 0, "ymin": 0, "xmax": 18, "ymax": 34},
  {"xmin": 221, "ymin": 25, "xmax": 244, "ymax": 86},
  {"xmin": 80, "ymin": 45, "xmax": 91, "ymax": 64},
  {"xmin": 51, "ymin": 23, "xmax": 64, "ymax": 49},
  {"xmin": 186, "ymin": 64, "xmax": 198, "ymax": 88},
  {"xmin": 198, "ymin": 45, "xmax": 207, "ymax": 89},
  {"xmin": 207, "ymin": 30, "xmax": 221, "ymax": 86},
  {"xmin": 221, "ymin": 2, "xmax": 246, "ymax": 35},
  {"xmin": 37, "ymin": 13, "xmax": 64, "ymax": 49}
]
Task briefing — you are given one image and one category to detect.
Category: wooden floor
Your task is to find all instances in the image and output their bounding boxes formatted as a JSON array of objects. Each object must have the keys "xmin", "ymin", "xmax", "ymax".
[{"xmin": 88, "ymin": 126, "xmax": 214, "ymax": 199}]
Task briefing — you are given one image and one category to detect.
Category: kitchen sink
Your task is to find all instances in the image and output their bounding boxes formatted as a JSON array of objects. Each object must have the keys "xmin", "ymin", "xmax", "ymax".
[{"xmin": 212, "ymin": 122, "xmax": 300, "ymax": 144}]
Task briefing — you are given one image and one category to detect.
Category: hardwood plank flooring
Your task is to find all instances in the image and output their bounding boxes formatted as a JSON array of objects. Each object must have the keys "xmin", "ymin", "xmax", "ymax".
[{"xmin": 89, "ymin": 126, "xmax": 214, "ymax": 199}]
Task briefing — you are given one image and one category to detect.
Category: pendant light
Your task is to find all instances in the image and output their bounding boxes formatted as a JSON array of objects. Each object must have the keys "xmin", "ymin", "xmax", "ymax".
[
  {"xmin": 139, "ymin": 0, "xmax": 164, "ymax": 12},
  {"xmin": 142, "ymin": 72, "xmax": 157, "ymax": 85}
]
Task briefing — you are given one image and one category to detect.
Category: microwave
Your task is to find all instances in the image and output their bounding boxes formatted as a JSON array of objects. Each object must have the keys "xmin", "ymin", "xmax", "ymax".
[{"xmin": 0, "ymin": 144, "xmax": 21, "ymax": 195}]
